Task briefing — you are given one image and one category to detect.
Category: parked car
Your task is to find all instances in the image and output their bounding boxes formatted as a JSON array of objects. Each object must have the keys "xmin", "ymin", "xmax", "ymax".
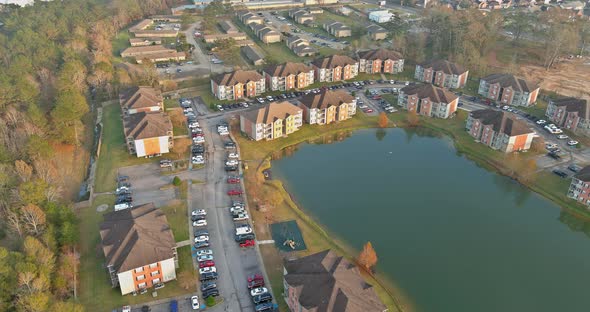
[
  {"xmin": 228, "ymin": 152, "xmax": 239, "ymax": 159},
  {"xmin": 248, "ymin": 278, "xmax": 265, "ymax": 289},
  {"xmin": 557, "ymin": 134, "xmax": 569, "ymax": 140},
  {"xmin": 227, "ymin": 189, "xmax": 243, "ymax": 196},
  {"xmin": 194, "ymin": 241, "xmax": 210, "ymax": 249},
  {"xmin": 568, "ymin": 164, "xmax": 581, "ymax": 172},
  {"xmin": 250, "ymin": 287, "xmax": 268, "ymax": 297},
  {"xmin": 236, "ymin": 233, "xmax": 255, "ymax": 242},
  {"xmin": 193, "ymin": 220, "xmax": 207, "ymax": 227},
  {"xmin": 547, "ymin": 152, "xmax": 561, "ymax": 160},
  {"xmin": 194, "ymin": 230, "xmax": 209, "ymax": 237},
  {"xmin": 253, "ymin": 293, "xmax": 272, "ymax": 304},
  {"xmin": 199, "ymin": 272, "xmax": 218, "ymax": 282},
  {"xmin": 199, "ymin": 266, "xmax": 216, "ymax": 275},
  {"xmin": 255, "ymin": 302, "xmax": 273, "ymax": 312},
  {"xmin": 248, "ymin": 274, "xmax": 264, "ymax": 283},
  {"xmin": 552, "ymin": 169, "xmax": 568, "ymax": 178},
  {"xmin": 226, "ymin": 159, "xmax": 239, "ymax": 166},
  {"xmin": 192, "ymin": 209, "xmax": 207, "ymax": 216},
  {"xmin": 191, "ymin": 296, "xmax": 199, "ymax": 310},
  {"xmin": 160, "ymin": 159, "xmax": 173, "ymax": 168},
  {"xmin": 170, "ymin": 300, "xmax": 178, "ymax": 312},
  {"xmin": 199, "ymin": 260, "xmax": 215, "ymax": 268},
  {"xmin": 202, "ymin": 288, "xmax": 220, "ymax": 299},
  {"xmin": 536, "ymin": 119, "xmax": 547, "ymax": 125},
  {"xmin": 194, "ymin": 235, "xmax": 209, "ymax": 243},
  {"xmin": 200, "ymin": 281, "xmax": 217, "ymax": 292},
  {"xmin": 568, "ymin": 140, "xmax": 579, "ymax": 146},
  {"xmin": 233, "ymin": 213, "xmax": 249, "ymax": 221},
  {"xmin": 227, "ymin": 177, "xmax": 240, "ymax": 184},
  {"xmin": 196, "ymin": 249, "xmax": 212, "ymax": 257},
  {"xmin": 239, "ymin": 239, "xmax": 255, "ymax": 247}
]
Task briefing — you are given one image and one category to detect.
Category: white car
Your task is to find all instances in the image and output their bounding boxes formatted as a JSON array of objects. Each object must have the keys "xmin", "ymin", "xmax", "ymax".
[
  {"xmin": 553, "ymin": 129, "xmax": 563, "ymax": 134},
  {"xmin": 230, "ymin": 207, "xmax": 245, "ymax": 214},
  {"xmin": 228, "ymin": 153, "xmax": 239, "ymax": 159},
  {"xmin": 568, "ymin": 140, "xmax": 579, "ymax": 146},
  {"xmin": 199, "ymin": 266, "xmax": 216, "ymax": 274},
  {"xmin": 122, "ymin": 306, "xmax": 131, "ymax": 312},
  {"xmin": 216, "ymin": 105, "xmax": 224, "ymax": 111},
  {"xmin": 197, "ymin": 254, "xmax": 213, "ymax": 262},
  {"xmin": 557, "ymin": 134, "xmax": 569, "ymax": 140},
  {"xmin": 233, "ymin": 213, "xmax": 249, "ymax": 221},
  {"xmin": 536, "ymin": 120, "xmax": 547, "ymax": 125},
  {"xmin": 194, "ymin": 136, "xmax": 205, "ymax": 144},
  {"xmin": 191, "ymin": 295, "xmax": 200, "ymax": 310},
  {"xmin": 545, "ymin": 143, "xmax": 558, "ymax": 150},
  {"xmin": 193, "ymin": 220, "xmax": 207, "ymax": 227},
  {"xmin": 226, "ymin": 159, "xmax": 238, "ymax": 166},
  {"xmin": 192, "ymin": 209, "xmax": 207, "ymax": 216},
  {"xmin": 196, "ymin": 249, "xmax": 213, "ymax": 257},
  {"xmin": 194, "ymin": 235, "xmax": 209, "ymax": 243},
  {"xmin": 250, "ymin": 287, "xmax": 268, "ymax": 297}
]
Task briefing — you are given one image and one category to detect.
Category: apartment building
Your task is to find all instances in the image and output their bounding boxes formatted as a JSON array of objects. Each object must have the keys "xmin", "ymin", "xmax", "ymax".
[
  {"xmin": 240, "ymin": 101, "xmax": 303, "ymax": 141},
  {"xmin": 123, "ymin": 112, "xmax": 173, "ymax": 157},
  {"xmin": 298, "ymin": 89, "xmax": 356, "ymax": 125},
  {"xmin": 119, "ymin": 86, "xmax": 163, "ymax": 115},
  {"xmin": 211, "ymin": 70, "xmax": 265, "ymax": 100},
  {"xmin": 567, "ymin": 166, "xmax": 590, "ymax": 206},
  {"xmin": 237, "ymin": 11, "xmax": 265, "ymax": 25},
  {"xmin": 312, "ymin": 55, "xmax": 359, "ymax": 83},
  {"xmin": 129, "ymin": 38, "xmax": 162, "ymax": 46},
  {"xmin": 415, "ymin": 59, "xmax": 469, "ymax": 89},
  {"xmin": 289, "ymin": 9, "xmax": 314, "ymax": 25},
  {"xmin": 250, "ymin": 23, "xmax": 282, "ymax": 43},
  {"xmin": 286, "ymin": 36, "xmax": 317, "ymax": 57},
  {"xmin": 466, "ymin": 109, "xmax": 535, "ymax": 153},
  {"xmin": 398, "ymin": 84, "xmax": 459, "ymax": 119},
  {"xmin": 478, "ymin": 73, "xmax": 539, "ymax": 107},
  {"xmin": 283, "ymin": 250, "xmax": 387, "ymax": 312},
  {"xmin": 357, "ymin": 48, "xmax": 404, "ymax": 74},
  {"xmin": 323, "ymin": 21, "xmax": 352, "ymax": 37},
  {"xmin": 263, "ymin": 62, "xmax": 314, "ymax": 91},
  {"xmin": 366, "ymin": 24, "xmax": 388, "ymax": 40},
  {"xmin": 100, "ymin": 203, "xmax": 177, "ymax": 295},
  {"xmin": 545, "ymin": 97, "xmax": 590, "ymax": 136}
]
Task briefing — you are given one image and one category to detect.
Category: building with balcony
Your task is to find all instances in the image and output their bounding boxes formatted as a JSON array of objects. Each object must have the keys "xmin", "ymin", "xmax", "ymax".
[
  {"xmin": 357, "ymin": 48, "xmax": 404, "ymax": 74},
  {"xmin": 545, "ymin": 97, "xmax": 590, "ymax": 136},
  {"xmin": 211, "ymin": 70, "xmax": 265, "ymax": 100},
  {"xmin": 415, "ymin": 59, "xmax": 469, "ymax": 89},
  {"xmin": 100, "ymin": 203, "xmax": 177, "ymax": 295},
  {"xmin": 263, "ymin": 62, "xmax": 314, "ymax": 91},
  {"xmin": 323, "ymin": 21, "xmax": 352, "ymax": 37},
  {"xmin": 119, "ymin": 86, "xmax": 164, "ymax": 116},
  {"xmin": 398, "ymin": 84, "xmax": 459, "ymax": 119},
  {"xmin": 240, "ymin": 101, "xmax": 303, "ymax": 141},
  {"xmin": 466, "ymin": 109, "xmax": 535, "ymax": 153},
  {"xmin": 123, "ymin": 112, "xmax": 173, "ymax": 158},
  {"xmin": 312, "ymin": 55, "xmax": 359, "ymax": 83},
  {"xmin": 568, "ymin": 166, "xmax": 590, "ymax": 206},
  {"xmin": 478, "ymin": 73, "xmax": 539, "ymax": 107},
  {"xmin": 283, "ymin": 250, "xmax": 387, "ymax": 312},
  {"xmin": 298, "ymin": 89, "xmax": 356, "ymax": 125}
]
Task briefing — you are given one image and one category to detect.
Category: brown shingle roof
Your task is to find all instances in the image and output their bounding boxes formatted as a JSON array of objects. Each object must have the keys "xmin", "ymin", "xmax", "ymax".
[
  {"xmin": 241, "ymin": 101, "xmax": 301, "ymax": 124},
  {"xmin": 366, "ymin": 24, "xmax": 388, "ymax": 34},
  {"xmin": 312, "ymin": 55, "xmax": 357, "ymax": 69},
  {"xmin": 299, "ymin": 89, "xmax": 354, "ymax": 110},
  {"xmin": 469, "ymin": 109, "xmax": 533, "ymax": 136},
  {"xmin": 120, "ymin": 86, "xmax": 162, "ymax": 110},
  {"xmin": 358, "ymin": 48, "xmax": 402, "ymax": 61},
  {"xmin": 574, "ymin": 165, "xmax": 590, "ymax": 182},
  {"xmin": 482, "ymin": 73, "xmax": 538, "ymax": 92},
  {"xmin": 401, "ymin": 83, "xmax": 458, "ymax": 103},
  {"xmin": 283, "ymin": 250, "xmax": 387, "ymax": 312},
  {"xmin": 121, "ymin": 45, "xmax": 174, "ymax": 56},
  {"xmin": 263, "ymin": 62, "xmax": 312, "ymax": 77},
  {"xmin": 211, "ymin": 70, "xmax": 263, "ymax": 86},
  {"xmin": 124, "ymin": 112, "xmax": 172, "ymax": 140},
  {"xmin": 551, "ymin": 97, "xmax": 590, "ymax": 120},
  {"xmin": 99, "ymin": 203, "xmax": 176, "ymax": 273},
  {"xmin": 419, "ymin": 59, "xmax": 466, "ymax": 75}
]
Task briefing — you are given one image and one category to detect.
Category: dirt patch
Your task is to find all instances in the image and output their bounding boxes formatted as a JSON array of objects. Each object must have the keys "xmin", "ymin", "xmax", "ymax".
[
  {"xmin": 96, "ymin": 204, "xmax": 108, "ymax": 212},
  {"xmin": 519, "ymin": 58, "xmax": 590, "ymax": 100},
  {"xmin": 52, "ymin": 143, "xmax": 90, "ymax": 201}
]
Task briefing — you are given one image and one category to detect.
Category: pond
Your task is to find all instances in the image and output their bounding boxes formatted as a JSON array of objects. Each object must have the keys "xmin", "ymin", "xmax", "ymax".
[{"xmin": 271, "ymin": 128, "xmax": 590, "ymax": 312}]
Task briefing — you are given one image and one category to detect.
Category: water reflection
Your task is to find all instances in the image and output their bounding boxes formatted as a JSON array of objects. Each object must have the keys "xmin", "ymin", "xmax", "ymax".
[{"xmin": 559, "ymin": 210, "xmax": 590, "ymax": 238}]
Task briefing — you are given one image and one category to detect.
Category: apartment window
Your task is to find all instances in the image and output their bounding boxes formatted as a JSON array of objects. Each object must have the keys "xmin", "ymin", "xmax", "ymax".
[
  {"xmin": 135, "ymin": 267, "xmax": 144, "ymax": 273},
  {"xmin": 136, "ymin": 275, "xmax": 145, "ymax": 281},
  {"xmin": 138, "ymin": 282, "xmax": 146, "ymax": 289},
  {"xmin": 153, "ymin": 278, "xmax": 161, "ymax": 284},
  {"xmin": 149, "ymin": 263, "xmax": 158, "ymax": 269},
  {"xmin": 151, "ymin": 271, "xmax": 160, "ymax": 276}
]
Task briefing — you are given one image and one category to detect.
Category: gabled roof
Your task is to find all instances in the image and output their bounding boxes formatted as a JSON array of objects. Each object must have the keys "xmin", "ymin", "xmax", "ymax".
[
  {"xmin": 419, "ymin": 59, "xmax": 466, "ymax": 75},
  {"xmin": 211, "ymin": 70, "xmax": 263, "ymax": 86},
  {"xmin": 366, "ymin": 24, "xmax": 388, "ymax": 34},
  {"xmin": 283, "ymin": 250, "xmax": 387, "ymax": 312},
  {"xmin": 241, "ymin": 101, "xmax": 301, "ymax": 125},
  {"xmin": 358, "ymin": 48, "xmax": 402, "ymax": 61},
  {"xmin": 293, "ymin": 45, "xmax": 317, "ymax": 55},
  {"xmin": 263, "ymin": 62, "xmax": 312, "ymax": 77},
  {"xmin": 99, "ymin": 203, "xmax": 176, "ymax": 273},
  {"xmin": 299, "ymin": 89, "xmax": 354, "ymax": 110},
  {"xmin": 120, "ymin": 86, "xmax": 162, "ymax": 110},
  {"xmin": 401, "ymin": 83, "xmax": 458, "ymax": 103},
  {"xmin": 124, "ymin": 112, "xmax": 172, "ymax": 140},
  {"xmin": 325, "ymin": 21, "xmax": 351, "ymax": 31},
  {"xmin": 551, "ymin": 97, "xmax": 590, "ymax": 120},
  {"xmin": 312, "ymin": 55, "xmax": 357, "ymax": 69},
  {"xmin": 241, "ymin": 45, "xmax": 265, "ymax": 63},
  {"xmin": 574, "ymin": 165, "xmax": 590, "ymax": 182},
  {"xmin": 121, "ymin": 45, "xmax": 174, "ymax": 56},
  {"xmin": 259, "ymin": 27, "xmax": 280, "ymax": 37},
  {"xmin": 469, "ymin": 109, "xmax": 533, "ymax": 136},
  {"xmin": 481, "ymin": 73, "xmax": 538, "ymax": 92}
]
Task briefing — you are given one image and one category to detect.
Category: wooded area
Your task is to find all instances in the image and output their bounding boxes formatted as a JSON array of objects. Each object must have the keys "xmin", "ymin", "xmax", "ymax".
[{"xmin": 0, "ymin": 0, "xmax": 180, "ymax": 310}]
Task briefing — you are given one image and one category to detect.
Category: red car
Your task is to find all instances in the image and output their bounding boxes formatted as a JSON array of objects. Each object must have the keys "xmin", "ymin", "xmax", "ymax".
[
  {"xmin": 239, "ymin": 240, "xmax": 255, "ymax": 248},
  {"xmin": 227, "ymin": 189, "xmax": 243, "ymax": 196},
  {"xmin": 372, "ymin": 95, "xmax": 382, "ymax": 100},
  {"xmin": 247, "ymin": 273, "xmax": 264, "ymax": 283},
  {"xmin": 227, "ymin": 177, "xmax": 240, "ymax": 184},
  {"xmin": 364, "ymin": 108, "xmax": 374, "ymax": 113},
  {"xmin": 248, "ymin": 279, "xmax": 264, "ymax": 289},
  {"xmin": 199, "ymin": 260, "xmax": 215, "ymax": 268}
]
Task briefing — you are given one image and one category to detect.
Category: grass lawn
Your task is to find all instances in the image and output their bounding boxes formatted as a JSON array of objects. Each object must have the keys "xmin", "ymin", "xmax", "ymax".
[
  {"xmin": 161, "ymin": 199, "xmax": 189, "ymax": 241},
  {"xmin": 519, "ymin": 98, "xmax": 548, "ymax": 119},
  {"xmin": 165, "ymin": 98, "xmax": 180, "ymax": 109},
  {"xmin": 78, "ymin": 195, "xmax": 195, "ymax": 311},
  {"xmin": 112, "ymin": 31, "xmax": 131, "ymax": 58},
  {"xmin": 95, "ymin": 104, "xmax": 161, "ymax": 193}
]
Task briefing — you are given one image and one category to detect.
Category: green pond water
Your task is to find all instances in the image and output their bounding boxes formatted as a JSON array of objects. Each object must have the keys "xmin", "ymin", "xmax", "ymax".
[{"xmin": 271, "ymin": 128, "xmax": 590, "ymax": 312}]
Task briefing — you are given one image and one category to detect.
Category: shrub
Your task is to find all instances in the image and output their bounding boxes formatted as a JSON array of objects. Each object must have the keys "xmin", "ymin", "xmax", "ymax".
[
  {"xmin": 206, "ymin": 296, "xmax": 215, "ymax": 307},
  {"xmin": 172, "ymin": 176, "xmax": 182, "ymax": 186}
]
